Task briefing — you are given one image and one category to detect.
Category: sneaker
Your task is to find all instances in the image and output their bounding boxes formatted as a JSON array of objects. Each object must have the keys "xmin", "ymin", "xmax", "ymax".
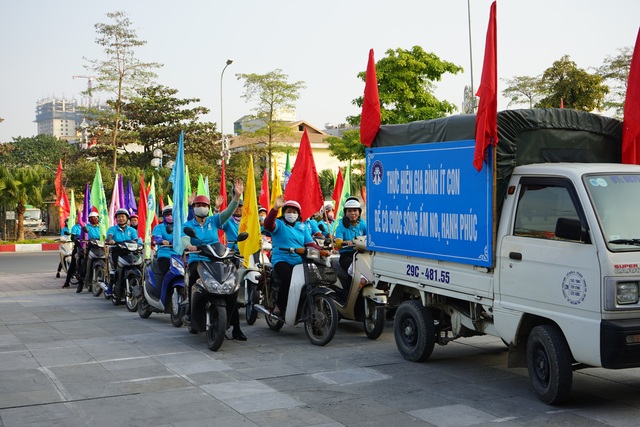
[{"xmin": 105, "ymin": 285, "xmax": 113, "ymax": 297}]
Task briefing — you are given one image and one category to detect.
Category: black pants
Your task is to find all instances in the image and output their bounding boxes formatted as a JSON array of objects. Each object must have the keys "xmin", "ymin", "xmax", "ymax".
[
  {"xmin": 188, "ymin": 262, "xmax": 240, "ymax": 329},
  {"xmin": 64, "ymin": 244, "xmax": 81, "ymax": 286},
  {"xmin": 157, "ymin": 257, "xmax": 170, "ymax": 275},
  {"xmin": 273, "ymin": 262, "xmax": 294, "ymax": 313}
]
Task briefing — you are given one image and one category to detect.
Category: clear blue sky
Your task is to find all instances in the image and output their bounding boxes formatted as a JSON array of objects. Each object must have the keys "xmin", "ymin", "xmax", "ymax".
[{"xmin": 1, "ymin": 0, "xmax": 639, "ymax": 143}]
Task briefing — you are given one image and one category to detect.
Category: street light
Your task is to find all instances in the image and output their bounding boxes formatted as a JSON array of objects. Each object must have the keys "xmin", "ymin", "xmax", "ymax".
[
  {"xmin": 151, "ymin": 148, "xmax": 163, "ymax": 170},
  {"xmin": 220, "ymin": 59, "xmax": 233, "ymax": 165}
]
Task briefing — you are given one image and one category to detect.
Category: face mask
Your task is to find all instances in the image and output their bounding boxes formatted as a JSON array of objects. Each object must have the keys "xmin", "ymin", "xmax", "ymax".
[
  {"xmin": 164, "ymin": 215, "xmax": 173, "ymax": 224},
  {"xmin": 194, "ymin": 207, "xmax": 209, "ymax": 218},
  {"xmin": 284, "ymin": 213, "xmax": 298, "ymax": 223},
  {"xmin": 327, "ymin": 213, "xmax": 334, "ymax": 221},
  {"xmin": 259, "ymin": 215, "xmax": 266, "ymax": 224}
]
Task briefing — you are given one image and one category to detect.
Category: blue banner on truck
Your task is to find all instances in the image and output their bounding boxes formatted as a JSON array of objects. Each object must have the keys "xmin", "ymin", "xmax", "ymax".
[{"xmin": 366, "ymin": 140, "xmax": 493, "ymax": 267}]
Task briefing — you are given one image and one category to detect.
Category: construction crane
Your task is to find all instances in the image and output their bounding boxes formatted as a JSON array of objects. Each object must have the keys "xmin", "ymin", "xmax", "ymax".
[{"xmin": 72, "ymin": 75, "xmax": 96, "ymax": 107}]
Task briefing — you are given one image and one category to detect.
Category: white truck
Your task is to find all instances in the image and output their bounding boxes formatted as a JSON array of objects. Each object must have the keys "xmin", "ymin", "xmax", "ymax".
[{"xmin": 366, "ymin": 109, "xmax": 640, "ymax": 404}]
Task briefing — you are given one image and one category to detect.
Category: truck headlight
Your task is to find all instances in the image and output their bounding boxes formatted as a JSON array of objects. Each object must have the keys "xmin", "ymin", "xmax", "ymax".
[{"xmin": 617, "ymin": 282, "xmax": 639, "ymax": 305}]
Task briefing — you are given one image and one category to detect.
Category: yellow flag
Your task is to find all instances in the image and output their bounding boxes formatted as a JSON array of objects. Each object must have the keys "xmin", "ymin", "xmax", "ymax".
[
  {"xmin": 270, "ymin": 156, "xmax": 282, "ymax": 213},
  {"xmin": 238, "ymin": 156, "xmax": 262, "ymax": 267}
]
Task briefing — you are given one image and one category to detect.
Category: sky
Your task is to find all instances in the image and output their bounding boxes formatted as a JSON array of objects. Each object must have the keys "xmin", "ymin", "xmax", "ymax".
[{"xmin": 1, "ymin": 0, "xmax": 639, "ymax": 144}]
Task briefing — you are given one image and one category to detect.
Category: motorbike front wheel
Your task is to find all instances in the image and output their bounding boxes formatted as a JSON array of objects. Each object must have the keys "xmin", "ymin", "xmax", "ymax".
[
  {"xmin": 92, "ymin": 266, "xmax": 104, "ymax": 297},
  {"xmin": 304, "ymin": 294, "xmax": 338, "ymax": 346},
  {"xmin": 125, "ymin": 277, "xmax": 139, "ymax": 312},
  {"xmin": 137, "ymin": 296, "xmax": 152, "ymax": 319},
  {"xmin": 363, "ymin": 298, "xmax": 386, "ymax": 340},
  {"xmin": 170, "ymin": 289, "xmax": 184, "ymax": 328},
  {"xmin": 206, "ymin": 304, "xmax": 227, "ymax": 351},
  {"xmin": 245, "ymin": 283, "xmax": 260, "ymax": 326}
]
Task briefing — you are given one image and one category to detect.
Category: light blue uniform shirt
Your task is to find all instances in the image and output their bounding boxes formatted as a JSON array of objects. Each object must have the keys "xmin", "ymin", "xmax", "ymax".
[
  {"xmin": 152, "ymin": 222, "xmax": 179, "ymax": 259},
  {"xmin": 183, "ymin": 200, "xmax": 238, "ymax": 265},
  {"xmin": 270, "ymin": 219, "xmax": 314, "ymax": 267},
  {"xmin": 84, "ymin": 224, "xmax": 101, "ymax": 240},
  {"xmin": 222, "ymin": 216, "xmax": 241, "ymax": 251},
  {"xmin": 107, "ymin": 225, "xmax": 139, "ymax": 243},
  {"xmin": 335, "ymin": 219, "xmax": 367, "ymax": 254}
]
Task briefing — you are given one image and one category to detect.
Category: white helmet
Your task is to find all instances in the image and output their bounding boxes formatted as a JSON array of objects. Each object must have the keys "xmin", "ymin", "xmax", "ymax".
[{"xmin": 343, "ymin": 198, "xmax": 361, "ymax": 211}]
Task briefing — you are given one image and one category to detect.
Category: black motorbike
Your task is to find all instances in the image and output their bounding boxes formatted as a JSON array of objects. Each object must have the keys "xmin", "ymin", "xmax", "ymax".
[
  {"xmin": 107, "ymin": 240, "xmax": 143, "ymax": 311},
  {"xmin": 80, "ymin": 238, "xmax": 106, "ymax": 296}
]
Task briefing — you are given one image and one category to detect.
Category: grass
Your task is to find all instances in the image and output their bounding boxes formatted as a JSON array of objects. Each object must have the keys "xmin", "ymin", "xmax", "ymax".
[{"xmin": 0, "ymin": 238, "xmax": 57, "ymax": 245}]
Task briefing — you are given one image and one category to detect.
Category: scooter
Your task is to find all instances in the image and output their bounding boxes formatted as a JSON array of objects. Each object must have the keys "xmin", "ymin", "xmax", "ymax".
[
  {"xmin": 56, "ymin": 234, "xmax": 78, "ymax": 285},
  {"xmin": 104, "ymin": 241, "xmax": 143, "ymax": 311},
  {"xmin": 180, "ymin": 228, "xmax": 247, "ymax": 352},
  {"xmin": 136, "ymin": 251, "xmax": 186, "ymax": 327},
  {"xmin": 236, "ymin": 236, "xmax": 272, "ymax": 325},
  {"xmin": 81, "ymin": 238, "xmax": 107, "ymax": 296},
  {"xmin": 254, "ymin": 246, "xmax": 338, "ymax": 346},
  {"xmin": 329, "ymin": 236, "xmax": 388, "ymax": 339}
]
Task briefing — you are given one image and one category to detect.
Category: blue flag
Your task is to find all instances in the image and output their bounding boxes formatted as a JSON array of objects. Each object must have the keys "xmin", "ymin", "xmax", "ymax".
[{"xmin": 171, "ymin": 131, "xmax": 186, "ymax": 254}]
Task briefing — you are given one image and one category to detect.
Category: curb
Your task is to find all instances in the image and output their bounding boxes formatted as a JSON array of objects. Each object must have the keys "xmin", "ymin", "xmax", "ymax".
[{"xmin": 0, "ymin": 243, "xmax": 59, "ymax": 253}]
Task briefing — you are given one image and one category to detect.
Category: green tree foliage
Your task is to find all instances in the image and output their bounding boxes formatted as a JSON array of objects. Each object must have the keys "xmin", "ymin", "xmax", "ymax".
[
  {"xmin": 236, "ymin": 69, "xmax": 306, "ymax": 173},
  {"xmin": 348, "ymin": 46, "xmax": 463, "ymax": 126},
  {"xmin": 1, "ymin": 166, "xmax": 48, "ymax": 241},
  {"xmin": 537, "ymin": 55, "xmax": 608, "ymax": 111},
  {"xmin": 0, "ymin": 135, "xmax": 76, "ymax": 169},
  {"xmin": 85, "ymin": 10, "xmax": 162, "ymax": 171},
  {"xmin": 325, "ymin": 129, "xmax": 366, "ymax": 162},
  {"xmin": 597, "ymin": 47, "xmax": 632, "ymax": 118},
  {"xmin": 501, "ymin": 75, "xmax": 543, "ymax": 109}
]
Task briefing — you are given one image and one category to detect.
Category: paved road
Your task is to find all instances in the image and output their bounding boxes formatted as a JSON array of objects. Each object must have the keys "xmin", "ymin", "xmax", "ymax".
[{"xmin": 1, "ymin": 253, "xmax": 640, "ymax": 426}]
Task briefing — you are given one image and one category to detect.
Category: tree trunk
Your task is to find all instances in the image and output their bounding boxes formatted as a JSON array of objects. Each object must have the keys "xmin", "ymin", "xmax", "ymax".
[{"xmin": 16, "ymin": 202, "xmax": 25, "ymax": 242}]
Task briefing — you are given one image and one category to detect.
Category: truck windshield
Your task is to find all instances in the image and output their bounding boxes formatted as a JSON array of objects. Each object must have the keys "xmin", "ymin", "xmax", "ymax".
[
  {"xmin": 584, "ymin": 174, "xmax": 640, "ymax": 251},
  {"xmin": 24, "ymin": 209, "xmax": 41, "ymax": 220}
]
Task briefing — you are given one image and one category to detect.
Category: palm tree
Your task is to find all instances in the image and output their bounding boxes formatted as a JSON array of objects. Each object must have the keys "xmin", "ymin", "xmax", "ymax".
[{"xmin": 3, "ymin": 166, "xmax": 48, "ymax": 241}]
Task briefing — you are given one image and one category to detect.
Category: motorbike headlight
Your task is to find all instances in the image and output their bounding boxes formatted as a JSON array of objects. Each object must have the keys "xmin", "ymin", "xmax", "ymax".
[
  {"xmin": 171, "ymin": 257, "xmax": 185, "ymax": 274},
  {"xmin": 220, "ymin": 278, "xmax": 237, "ymax": 294},
  {"xmin": 617, "ymin": 282, "xmax": 639, "ymax": 305},
  {"xmin": 306, "ymin": 248, "xmax": 320, "ymax": 260},
  {"xmin": 126, "ymin": 242, "xmax": 139, "ymax": 251}
]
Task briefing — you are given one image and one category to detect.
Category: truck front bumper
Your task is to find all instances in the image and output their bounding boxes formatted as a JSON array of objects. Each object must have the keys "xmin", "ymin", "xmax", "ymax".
[{"xmin": 601, "ymin": 319, "xmax": 640, "ymax": 368}]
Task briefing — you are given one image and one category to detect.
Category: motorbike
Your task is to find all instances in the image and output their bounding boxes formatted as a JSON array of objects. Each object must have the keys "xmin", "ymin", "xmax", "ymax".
[
  {"xmin": 80, "ymin": 238, "xmax": 107, "ymax": 296},
  {"xmin": 105, "ymin": 240, "xmax": 143, "ymax": 311},
  {"xmin": 180, "ymin": 228, "xmax": 247, "ymax": 352},
  {"xmin": 254, "ymin": 246, "xmax": 338, "ymax": 346},
  {"xmin": 236, "ymin": 236, "xmax": 272, "ymax": 325},
  {"xmin": 136, "ymin": 250, "xmax": 186, "ymax": 327},
  {"xmin": 57, "ymin": 232, "xmax": 80, "ymax": 286},
  {"xmin": 329, "ymin": 236, "xmax": 388, "ymax": 339}
]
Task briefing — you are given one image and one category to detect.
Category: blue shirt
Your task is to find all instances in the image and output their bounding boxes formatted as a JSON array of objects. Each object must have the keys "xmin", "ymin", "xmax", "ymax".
[
  {"xmin": 84, "ymin": 223, "xmax": 101, "ymax": 240},
  {"xmin": 270, "ymin": 219, "xmax": 313, "ymax": 267},
  {"xmin": 183, "ymin": 200, "xmax": 238, "ymax": 264},
  {"xmin": 152, "ymin": 222, "xmax": 179, "ymax": 259},
  {"xmin": 222, "ymin": 216, "xmax": 241, "ymax": 251},
  {"xmin": 316, "ymin": 220, "xmax": 332, "ymax": 237},
  {"xmin": 335, "ymin": 218, "xmax": 367, "ymax": 254},
  {"xmin": 70, "ymin": 224, "xmax": 82, "ymax": 237},
  {"xmin": 60, "ymin": 226, "xmax": 69, "ymax": 237},
  {"xmin": 107, "ymin": 225, "xmax": 139, "ymax": 243},
  {"xmin": 305, "ymin": 218, "xmax": 322, "ymax": 236}
]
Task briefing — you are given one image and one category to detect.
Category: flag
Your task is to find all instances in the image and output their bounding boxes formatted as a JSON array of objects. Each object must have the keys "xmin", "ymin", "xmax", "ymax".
[
  {"xmin": 118, "ymin": 174, "xmax": 125, "ymax": 211},
  {"xmin": 283, "ymin": 129, "xmax": 324, "ymax": 220},
  {"xmin": 80, "ymin": 182, "xmax": 90, "ymax": 244},
  {"xmin": 204, "ymin": 176, "xmax": 210, "ymax": 198},
  {"xmin": 560, "ymin": 98, "xmax": 564, "ymax": 109},
  {"xmin": 108, "ymin": 174, "xmax": 121, "ymax": 227},
  {"xmin": 58, "ymin": 188, "xmax": 70, "ymax": 227},
  {"xmin": 332, "ymin": 167, "xmax": 345, "ymax": 213},
  {"xmin": 158, "ymin": 194, "xmax": 165, "ymax": 212},
  {"xmin": 473, "ymin": 1, "xmax": 498, "ymax": 172},
  {"xmin": 238, "ymin": 155, "xmax": 262, "ymax": 267},
  {"xmin": 283, "ymin": 150, "xmax": 292, "ymax": 189},
  {"xmin": 360, "ymin": 48, "xmax": 381, "ymax": 146},
  {"xmin": 184, "ymin": 164, "xmax": 192, "ymax": 216},
  {"xmin": 170, "ymin": 130, "xmax": 186, "ymax": 254},
  {"xmin": 197, "ymin": 174, "xmax": 207, "ymax": 196},
  {"xmin": 125, "ymin": 180, "xmax": 137, "ymax": 215},
  {"xmin": 89, "ymin": 163, "xmax": 109, "ymax": 241},
  {"xmin": 333, "ymin": 162, "xmax": 351, "ymax": 233},
  {"xmin": 54, "ymin": 159, "xmax": 63, "ymax": 203},
  {"xmin": 145, "ymin": 176, "xmax": 156, "ymax": 259},
  {"xmin": 622, "ymin": 28, "xmax": 640, "ymax": 164},
  {"xmin": 137, "ymin": 174, "xmax": 147, "ymax": 242},
  {"xmin": 68, "ymin": 189, "xmax": 77, "ymax": 229},
  {"xmin": 258, "ymin": 168, "xmax": 270, "ymax": 209},
  {"xmin": 270, "ymin": 156, "xmax": 283, "ymax": 213}
]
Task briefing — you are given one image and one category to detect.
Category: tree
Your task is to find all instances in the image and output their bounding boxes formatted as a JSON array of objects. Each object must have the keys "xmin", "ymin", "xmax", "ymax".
[
  {"xmin": 236, "ymin": 69, "xmax": 306, "ymax": 174},
  {"xmin": 537, "ymin": 55, "xmax": 608, "ymax": 111},
  {"xmin": 0, "ymin": 135, "xmax": 75, "ymax": 169},
  {"xmin": 501, "ymin": 75, "xmax": 543, "ymax": 109},
  {"xmin": 597, "ymin": 47, "xmax": 632, "ymax": 118},
  {"xmin": 348, "ymin": 46, "xmax": 463, "ymax": 126},
  {"xmin": 326, "ymin": 129, "xmax": 366, "ymax": 162},
  {"xmin": 85, "ymin": 11, "xmax": 162, "ymax": 172},
  {"xmin": 1, "ymin": 166, "xmax": 48, "ymax": 241}
]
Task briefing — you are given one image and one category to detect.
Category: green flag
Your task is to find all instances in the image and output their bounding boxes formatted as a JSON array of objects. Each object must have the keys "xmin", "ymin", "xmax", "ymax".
[
  {"xmin": 68, "ymin": 189, "xmax": 77, "ymax": 229},
  {"xmin": 89, "ymin": 163, "xmax": 109, "ymax": 241},
  {"xmin": 197, "ymin": 174, "xmax": 207, "ymax": 196},
  {"xmin": 333, "ymin": 161, "xmax": 351, "ymax": 234},
  {"xmin": 144, "ymin": 176, "xmax": 156, "ymax": 259}
]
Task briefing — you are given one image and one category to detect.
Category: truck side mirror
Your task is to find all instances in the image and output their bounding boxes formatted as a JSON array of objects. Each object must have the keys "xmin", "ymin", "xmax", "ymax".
[{"xmin": 555, "ymin": 217, "xmax": 583, "ymax": 241}]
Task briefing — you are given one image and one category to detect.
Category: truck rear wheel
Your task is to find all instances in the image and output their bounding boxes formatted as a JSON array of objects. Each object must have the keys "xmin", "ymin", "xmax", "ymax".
[
  {"xmin": 393, "ymin": 300, "xmax": 435, "ymax": 362},
  {"xmin": 526, "ymin": 324, "xmax": 573, "ymax": 405}
]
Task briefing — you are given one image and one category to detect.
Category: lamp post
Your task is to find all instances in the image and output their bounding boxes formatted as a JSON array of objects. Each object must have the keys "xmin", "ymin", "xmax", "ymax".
[
  {"xmin": 151, "ymin": 148, "xmax": 163, "ymax": 170},
  {"xmin": 220, "ymin": 59, "xmax": 233, "ymax": 165},
  {"xmin": 467, "ymin": 0, "xmax": 476, "ymax": 112}
]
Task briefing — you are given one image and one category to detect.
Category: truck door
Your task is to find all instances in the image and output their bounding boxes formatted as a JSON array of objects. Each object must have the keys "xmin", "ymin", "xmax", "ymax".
[{"xmin": 498, "ymin": 177, "xmax": 601, "ymax": 335}]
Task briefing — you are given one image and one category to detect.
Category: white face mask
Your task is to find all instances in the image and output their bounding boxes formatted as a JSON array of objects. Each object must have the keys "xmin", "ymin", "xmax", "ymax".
[
  {"xmin": 284, "ymin": 213, "xmax": 298, "ymax": 223},
  {"xmin": 194, "ymin": 207, "xmax": 209, "ymax": 218}
]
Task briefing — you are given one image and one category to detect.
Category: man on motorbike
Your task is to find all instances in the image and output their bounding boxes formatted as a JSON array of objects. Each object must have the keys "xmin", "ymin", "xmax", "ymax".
[
  {"xmin": 129, "ymin": 213, "xmax": 139, "ymax": 231},
  {"xmin": 263, "ymin": 195, "xmax": 324, "ymax": 316},
  {"xmin": 152, "ymin": 205, "xmax": 180, "ymax": 277},
  {"xmin": 62, "ymin": 219, "xmax": 83, "ymax": 290},
  {"xmin": 80, "ymin": 209, "xmax": 103, "ymax": 292},
  {"xmin": 334, "ymin": 197, "xmax": 367, "ymax": 299},
  {"xmin": 184, "ymin": 179, "xmax": 247, "ymax": 341},
  {"xmin": 57, "ymin": 218, "xmax": 70, "ymax": 278},
  {"xmin": 106, "ymin": 208, "xmax": 139, "ymax": 297}
]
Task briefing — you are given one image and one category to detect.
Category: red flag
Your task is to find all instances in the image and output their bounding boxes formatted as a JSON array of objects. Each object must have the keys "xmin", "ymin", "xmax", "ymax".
[
  {"xmin": 622, "ymin": 28, "xmax": 640, "ymax": 164},
  {"xmin": 58, "ymin": 188, "xmax": 70, "ymax": 228},
  {"xmin": 218, "ymin": 161, "xmax": 228, "ymax": 244},
  {"xmin": 560, "ymin": 98, "xmax": 564, "ymax": 109},
  {"xmin": 473, "ymin": 1, "xmax": 498, "ymax": 172},
  {"xmin": 54, "ymin": 159, "xmax": 63, "ymax": 205},
  {"xmin": 158, "ymin": 194, "xmax": 165, "ymax": 212},
  {"xmin": 332, "ymin": 168, "xmax": 344, "ymax": 213},
  {"xmin": 137, "ymin": 174, "xmax": 147, "ymax": 241},
  {"xmin": 360, "ymin": 49, "xmax": 381, "ymax": 147},
  {"xmin": 284, "ymin": 129, "xmax": 324, "ymax": 219},
  {"xmin": 258, "ymin": 169, "xmax": 270, "ymax": 209}
]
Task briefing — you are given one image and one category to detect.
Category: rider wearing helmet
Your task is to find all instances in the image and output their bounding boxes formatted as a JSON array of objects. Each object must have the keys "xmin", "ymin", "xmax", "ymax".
[
  {"xmin": 79, "ymin": 208, "xmax": 103, "ymax": 291},
  {"xmin": 183, "ymin": 179, "xmax": 247, "ymax": 341},
  {"xmin": 129, "ymin": 213, "xmax": 139, "ymax": 230},
  {"xmin": 263, "ymin": 195, "xmax": 323, "ymax": 316},
  {"xmin": 317, "ymin": 203, "xmax": 334, "ymax": 238},
  {"xmin": 152, "ymin": 205, "xmax": 178, "ymax": 275},
  {"xmin": 106, "ymin": 208, "xmax": 139, "ymax": 297},
  {"xmin": 334, "ymin": 197, "xmax": 367, "ymax": 277},
  {"xmin": 62, "ymin": 212, "xmax": 84, "ymax": 290}
]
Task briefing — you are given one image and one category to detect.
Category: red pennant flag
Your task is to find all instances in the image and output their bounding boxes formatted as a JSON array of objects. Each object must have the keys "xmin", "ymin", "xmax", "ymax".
[
  {"xmin": 360, "ymin": 49, "xmax": 381, "ymax": 147},
  {"xmin": 54, "ymin": 159, "xmax": 63, "ymax": 205},
  {"xmin": 284, "ymin": 129, "xmax": 324, "ymax": 219},
  {"xmin": 622, "ymin": 28, "xmax": 640, "ymax": 165},
  {"xmin": 332, "ymin": 168, "xmax": 344, "ymax": 213},
  {"xmin": 560, "ymin": 98, "xmax": 564, "ymax": 109},
  {"xmin": 218, "ymin": 161, "xmax": 228, "ymax": 244},
  {"xmin": 137, "ymin": 174, "xmax": 147, "ymax": 241},
  {"xmin": 258, "ymin": 168, "xmax": 270, "ymax": 209},
  {"xmin": 473, "ymin": 1, "xmax": 498, "ymax": 172},
  {"xmin": 58, "ymin": 188, "xmax": 70, "ymax": 228}
]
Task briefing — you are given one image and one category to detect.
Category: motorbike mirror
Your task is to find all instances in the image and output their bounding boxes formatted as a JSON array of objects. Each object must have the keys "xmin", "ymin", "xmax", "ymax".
[
  {"xmin": 318, "ymin": 224, "xmax": 326, "ymax": 232},
  {"xmin": 166, "ymin": 225, "xmax": 173, "ymax": 234},
  {"xmin": 64, "ymin": 231, "xmax": 71, "ymax": 235},
  {"xmin": 184, "ymin": 227, "xmax": 196, "ymax": 238},
  {"xmin": 237, "ymin": 232, "xmax": 249, "ymax": 242}
]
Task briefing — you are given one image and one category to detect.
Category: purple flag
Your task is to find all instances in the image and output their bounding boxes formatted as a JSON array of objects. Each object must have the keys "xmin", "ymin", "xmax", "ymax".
[
  {"xmin": 126, "ymin": 180, "xmax": 137, "ymax": 215},
  {"xmin": 118, "ymin": 174, "xmax": 125, "ymax": 210},
  {"xmin": 80, "ymin": 182, "xmax": 91, "ymax": 247}
]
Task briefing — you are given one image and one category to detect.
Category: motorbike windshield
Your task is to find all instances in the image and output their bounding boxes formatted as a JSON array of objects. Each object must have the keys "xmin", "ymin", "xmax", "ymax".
[{"xmin": 584, "ymin": 173, "xmax": 640, "ymax": 251}]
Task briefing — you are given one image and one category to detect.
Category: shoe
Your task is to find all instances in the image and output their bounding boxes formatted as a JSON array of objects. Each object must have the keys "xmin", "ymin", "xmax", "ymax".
[
  {"xmin": 105, "ymin": 285, "xmax": 113, "ymax": 297},
  {"xmin": 56, "ymin": 272, "xmax": 61, "ymax": 278},
  {"xmin": 61, "ymin": 284, "xmax": 70, "ymax": 288},
  {"xmin": 232, "ymin": 328, "xmax": 247, "ymax": 341},
  {"xmin": 76, "ymin": 289, "xmax": 82, "ymax": 294}
]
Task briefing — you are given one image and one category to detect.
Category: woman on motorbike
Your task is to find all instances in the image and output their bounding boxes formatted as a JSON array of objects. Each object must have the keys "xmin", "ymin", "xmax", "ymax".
[
  {"xmin": 184, "ymin": 178, "xmax": 247, "ymax": 341},
  {"xmin": 317, "ymin": 203, "xmax": 335, "ymax": 238},
  {"xmin": 106, "ymin": 208, "xmax": 139, "ymax": 297},
  {"xmin": 57, "ymin": 218, "xmax": 70, "ymax": 278},
  {"xmin": 334, "ymin": 197, "xmax": 367, "ymax": 296},
  {"xmin": 263, "ymin": 195, "xmax": 323, "ymax": 316},
  {"xmin": 152, "ymin": 205, "xmax": 179, "ymax": 277}
]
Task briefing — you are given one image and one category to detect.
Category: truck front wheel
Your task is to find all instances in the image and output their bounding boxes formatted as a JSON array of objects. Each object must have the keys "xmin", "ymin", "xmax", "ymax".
[
  {"xmin": 393, "ymin": 300, "xmax": 435, "ymax": 362},
  {"xmin": 526, "ymin": 324, "xmax": 573, "ymax": 405}
]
